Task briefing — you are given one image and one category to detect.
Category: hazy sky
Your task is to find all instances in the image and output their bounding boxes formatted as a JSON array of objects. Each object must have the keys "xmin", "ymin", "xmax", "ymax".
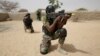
[{"xmin": 8, "ymin": 0, "xmax": 100, "ymax": 12}]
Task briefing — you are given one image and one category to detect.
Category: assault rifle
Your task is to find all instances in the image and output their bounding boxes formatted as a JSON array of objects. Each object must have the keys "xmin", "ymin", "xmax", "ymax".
[{"xmin": 46, "ymin": 10, "xmax": 72, "ymax": 23}]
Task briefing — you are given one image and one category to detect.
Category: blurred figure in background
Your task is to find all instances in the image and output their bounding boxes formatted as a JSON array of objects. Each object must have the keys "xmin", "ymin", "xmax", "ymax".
[
  {"xmin": 36, "ymin": 9, "xmax": 41, "ymax": 21},
  {"xmin": 23, "ymin": 13, "xmax": 34, "ymax": 33}
]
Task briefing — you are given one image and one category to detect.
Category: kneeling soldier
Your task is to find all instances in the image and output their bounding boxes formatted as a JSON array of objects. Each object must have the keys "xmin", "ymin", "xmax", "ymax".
[{"xmin": 40, "ymin": 5, "xmax": 72, "ymax": 54}]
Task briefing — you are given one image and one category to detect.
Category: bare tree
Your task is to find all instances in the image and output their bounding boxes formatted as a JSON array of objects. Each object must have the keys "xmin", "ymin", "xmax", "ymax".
[{"xmin": 0, "ymin": 0, "xmax": 18, "ymax": 12}]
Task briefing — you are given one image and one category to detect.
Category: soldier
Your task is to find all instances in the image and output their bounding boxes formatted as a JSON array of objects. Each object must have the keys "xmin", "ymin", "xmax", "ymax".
[
  {"xmin": 23, "ymin": 13, "xmax": 34, "ymax": 33},
  {"xmin": 40, "ymin": 5, "xmax": 72, "ymax": 54},
  {"xmin": 36, "ymin": 9, "xmax": 41, "ymax": 21}
]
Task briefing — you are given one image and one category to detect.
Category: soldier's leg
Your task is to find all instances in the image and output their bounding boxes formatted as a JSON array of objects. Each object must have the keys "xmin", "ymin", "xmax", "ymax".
[
  {"xmin": 56, "ymin": 28, "xmax": 67, "ymax": 54},
  {"xmin": 30, "ymin": 25, "xmax": 34, "ymax": 33},
  {"xmin": 37, "ymin": 15, "xmax": 39, "ymax": 20},
  {"xmin": 37, "ymin": 15, "xmax": 41, "ymax": 21},
  {"xmin": 40, "ymin": 34, "xmax": 51, "ymax": 54},
  {"xmin": 38, "ymin": 16, "xmax": 41, "ymax": 21},
  {"xmin": 58, "ymin": 28, "xmax": 67, "ymax": 46}
]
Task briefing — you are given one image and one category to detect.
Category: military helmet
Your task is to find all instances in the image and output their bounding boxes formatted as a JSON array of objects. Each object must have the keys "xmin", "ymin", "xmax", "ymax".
[
  {"xmin": 25, "ymin": 13, "xmax": 30, "ymax": 16},
  {"xmin": 46, "ymin": 5, "xmax": 55, "ymax": 13}
]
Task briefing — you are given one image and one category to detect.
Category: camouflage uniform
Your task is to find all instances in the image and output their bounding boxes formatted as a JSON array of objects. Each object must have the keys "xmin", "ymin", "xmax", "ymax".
[
  {"xmin": 23, "ymin": 13, "xmax": 34, "ymax": 33},
  {"xmin": 40, "ymin": 5, "xmax": 67, "ymax": 54},
  {"xmin": 36, "ymin": 9, "xmax": 41, "ymax": 21}
]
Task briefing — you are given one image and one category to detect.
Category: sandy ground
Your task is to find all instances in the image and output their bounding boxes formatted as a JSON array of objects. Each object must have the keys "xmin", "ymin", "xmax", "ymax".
[{"xmin": 0, "ymin": 20, "xmax": 100, "ymax": 56}]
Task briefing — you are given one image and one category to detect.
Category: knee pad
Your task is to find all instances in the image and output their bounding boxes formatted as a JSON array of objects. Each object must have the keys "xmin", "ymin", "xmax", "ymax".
[
  {"xmin": 56, "ymin": 28, "xmax": 67, "ymax": 37},
  {"xmin": 60, "ymin": 28, "xmax": 67, "ymax": 37}
]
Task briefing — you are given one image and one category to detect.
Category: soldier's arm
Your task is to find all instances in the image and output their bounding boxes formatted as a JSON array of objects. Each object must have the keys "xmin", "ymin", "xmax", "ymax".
[{"xmin": 45, "ymin": 16, "xmax": 61, "ymax": 32}]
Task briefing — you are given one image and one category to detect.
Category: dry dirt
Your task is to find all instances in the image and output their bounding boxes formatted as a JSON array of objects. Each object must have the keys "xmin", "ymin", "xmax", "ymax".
[{"xmin": 0, "ymin": 20, "xmax": 100, "ymax": 56}]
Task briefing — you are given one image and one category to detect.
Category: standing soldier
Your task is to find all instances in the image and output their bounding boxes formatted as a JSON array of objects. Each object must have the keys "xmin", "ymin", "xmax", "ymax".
[
  {"xmin": 40, "ymin": 5, "xmax": 72, "ymax": 54},
  {"xmin": 23, "ymin": 13, "xmax": 34, "ymax": 33},
  {"xmin": 36, "ymin": 9, "xmax": 41, "ymax": 21}
]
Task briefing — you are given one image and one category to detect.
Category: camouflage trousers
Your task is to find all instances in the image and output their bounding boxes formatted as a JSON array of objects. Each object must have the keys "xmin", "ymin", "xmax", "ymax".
[
  {"xmin": 24, "ymin": 25, "xmax": 34, "ymax": 33},
  {"xmin": 40, "ymin": 28, "xmax": 67, "ymax": 54}
]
